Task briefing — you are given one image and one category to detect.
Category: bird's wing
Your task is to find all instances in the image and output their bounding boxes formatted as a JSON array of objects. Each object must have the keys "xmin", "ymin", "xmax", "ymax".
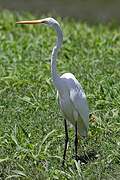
[{"xmin": 69, "ymin": 81, "xmax": 89, "ymax": 130}]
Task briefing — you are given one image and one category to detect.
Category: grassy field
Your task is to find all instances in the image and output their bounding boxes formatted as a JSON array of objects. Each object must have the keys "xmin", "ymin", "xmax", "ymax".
[{"xmin": 0, "ymin": 10, "xmax": 120, "ymax": 179}]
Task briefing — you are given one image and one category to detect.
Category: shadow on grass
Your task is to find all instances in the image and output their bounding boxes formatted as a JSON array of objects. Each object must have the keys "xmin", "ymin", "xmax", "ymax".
[{"xmin": 78, "ymin": 150, "xmax": 97, "ymax": 164}]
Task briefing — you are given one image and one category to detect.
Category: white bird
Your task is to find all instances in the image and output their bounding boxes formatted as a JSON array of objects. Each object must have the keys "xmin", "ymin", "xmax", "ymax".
[{"xmin": 16, "ymin": 17, "xmax": 89, "ymax": 167}]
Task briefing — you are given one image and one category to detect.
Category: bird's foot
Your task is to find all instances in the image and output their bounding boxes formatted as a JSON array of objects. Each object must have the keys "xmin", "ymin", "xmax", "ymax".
[{"xmin": 61, "ymin": 160, "xmax": 65, "ymax": 168}]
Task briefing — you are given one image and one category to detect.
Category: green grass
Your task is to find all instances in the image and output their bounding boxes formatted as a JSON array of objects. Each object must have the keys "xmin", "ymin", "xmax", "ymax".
[{"xmin": 0, "ymin": 10, "xmax": 120, "ymax": 179}]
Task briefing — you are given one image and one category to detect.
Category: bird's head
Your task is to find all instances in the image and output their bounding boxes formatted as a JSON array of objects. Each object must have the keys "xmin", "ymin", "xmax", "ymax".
[{"xmin": 16, "ymin": 17, "xmax": 59, "ymax": 27}]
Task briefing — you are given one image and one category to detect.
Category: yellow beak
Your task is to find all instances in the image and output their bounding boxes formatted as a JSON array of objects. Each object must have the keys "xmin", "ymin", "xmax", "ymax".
[{"xmin": 16, "ymin": 19, "xmax": 46, "ymax": 24}]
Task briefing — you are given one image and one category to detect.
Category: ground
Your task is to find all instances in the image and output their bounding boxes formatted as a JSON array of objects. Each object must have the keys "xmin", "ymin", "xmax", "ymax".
[{"xmin": 0, "ymin": 10, "xmax": 120, "ymax": 179}]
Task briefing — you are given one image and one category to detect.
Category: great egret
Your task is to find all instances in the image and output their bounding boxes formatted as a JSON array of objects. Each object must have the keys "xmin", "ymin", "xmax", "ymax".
[{"xmin": 16, "ymin": 18, "xmax": 89, "ymax": 167}]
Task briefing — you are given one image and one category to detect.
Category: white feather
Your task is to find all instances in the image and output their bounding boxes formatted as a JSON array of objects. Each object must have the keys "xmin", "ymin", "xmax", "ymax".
[{"xmin": 57, "ymin": 73, "xmax": 89, "ymax": 137}]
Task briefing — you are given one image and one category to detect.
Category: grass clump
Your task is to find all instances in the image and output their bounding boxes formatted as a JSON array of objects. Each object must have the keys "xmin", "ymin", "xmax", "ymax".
[{"xmin": 0, "ymin": 10, "xmax": 120, "ymax": 179}]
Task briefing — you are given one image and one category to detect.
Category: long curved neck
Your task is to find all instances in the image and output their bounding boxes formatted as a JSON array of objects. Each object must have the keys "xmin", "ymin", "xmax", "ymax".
[{"xmin": 51, "ymin": 24, "xmax": 63, "ymax": 89}]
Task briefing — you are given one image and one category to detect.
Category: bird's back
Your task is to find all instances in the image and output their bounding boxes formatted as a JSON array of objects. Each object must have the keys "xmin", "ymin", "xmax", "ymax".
[{"xmin": 57, "ymin": 73, "xmax": 89, "ymax": 137}]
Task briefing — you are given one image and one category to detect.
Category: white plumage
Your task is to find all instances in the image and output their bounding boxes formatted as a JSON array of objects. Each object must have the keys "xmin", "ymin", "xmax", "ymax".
[
  {"xmin": 57, "ymin": 73, "xmax": 89, "ymax": 137},
  {"xmin": 16, "ymin": 17, "xmax": 89, "ymax": 166}
]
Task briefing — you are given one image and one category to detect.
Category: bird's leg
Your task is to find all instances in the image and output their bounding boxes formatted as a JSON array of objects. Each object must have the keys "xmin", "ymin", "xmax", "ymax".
[
  {"xmin": 75, "ymin": 120, "xmax": 78, "ymax": 161},
  {"xmin": 62, "ymin": 118, "xmax": 68, "ymax": 167}
]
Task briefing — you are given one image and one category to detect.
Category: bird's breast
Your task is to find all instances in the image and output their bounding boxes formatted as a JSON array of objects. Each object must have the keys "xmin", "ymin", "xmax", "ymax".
[{"xmin": 57, "ymin": 91, "xmax": 74, "ymax": 122}]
